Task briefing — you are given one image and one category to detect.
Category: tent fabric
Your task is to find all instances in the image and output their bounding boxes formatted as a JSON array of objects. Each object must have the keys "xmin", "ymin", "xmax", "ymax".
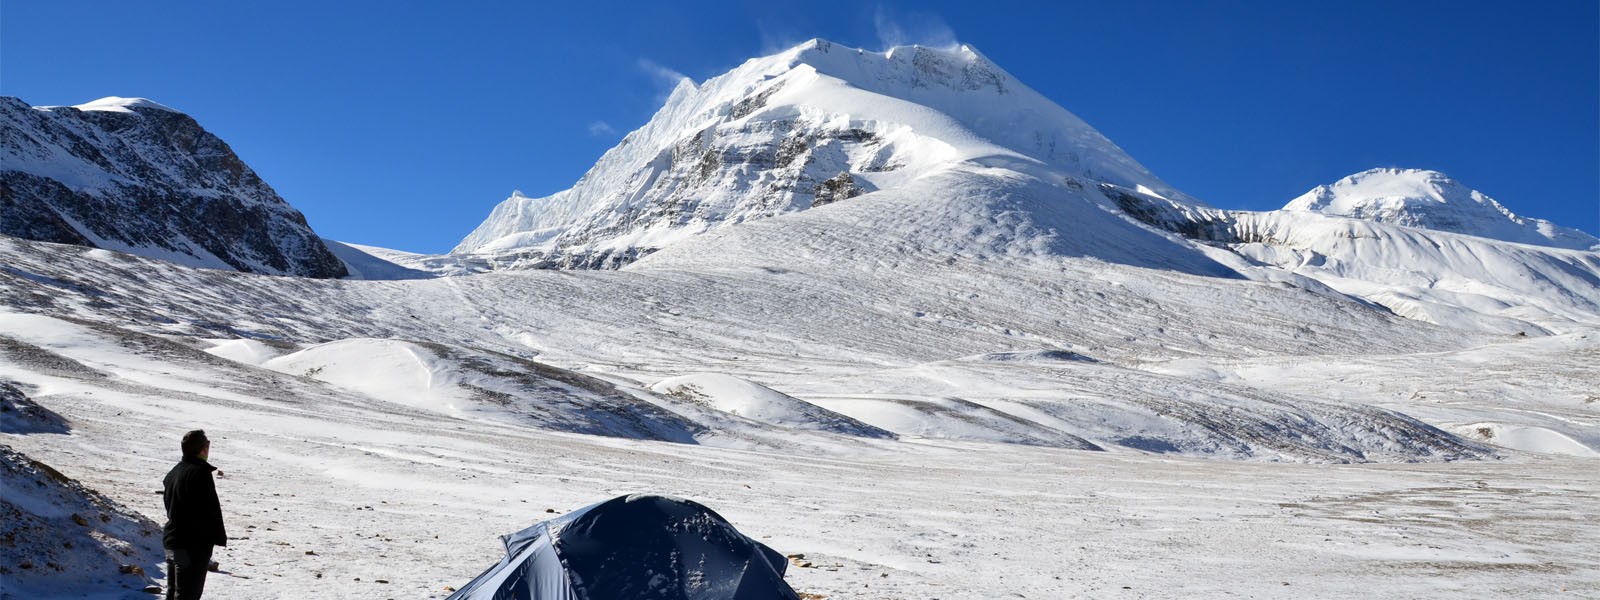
[
  {"xmin": 446, "ymin": 520, "xmax": 579, "ymax": 600},
  {"xmin": 447, "ymin": 494, "xmax": 799, "ymax": 600}
]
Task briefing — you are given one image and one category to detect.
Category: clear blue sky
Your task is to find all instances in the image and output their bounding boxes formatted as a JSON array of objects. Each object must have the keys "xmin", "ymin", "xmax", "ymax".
[{"xmin": 4, "ymin": 1, "xmax": 1596, "ymax": 253}]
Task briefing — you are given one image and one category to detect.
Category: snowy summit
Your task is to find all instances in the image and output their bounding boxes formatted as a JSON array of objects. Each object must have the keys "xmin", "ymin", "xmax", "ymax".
[
  {"xmin": 68, "ymin": 96, "xmax": 182, "ymax": 114},
  {"xmin": 1285, "ymin": 168, "xmax": 1599, "ymax": 250},
  {"xmin": 454, "ymin": 39, "xmax": 1188, "ymax": 267}
]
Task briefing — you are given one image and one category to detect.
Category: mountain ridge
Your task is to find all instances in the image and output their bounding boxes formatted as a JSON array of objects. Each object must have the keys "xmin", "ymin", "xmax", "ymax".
[{"xmin": 0, "ymin": 95, "xmax": 347, "ymax": 278}]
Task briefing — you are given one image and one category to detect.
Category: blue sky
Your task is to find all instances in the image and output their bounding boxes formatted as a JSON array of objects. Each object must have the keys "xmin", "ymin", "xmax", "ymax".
[{"xmin": 4, "ymin": 1, "xmax": 1596, "ymax": 252}]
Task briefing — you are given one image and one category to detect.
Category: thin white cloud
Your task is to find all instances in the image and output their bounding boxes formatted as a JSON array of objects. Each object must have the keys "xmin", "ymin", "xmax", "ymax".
[
  {"xmin": 758, "ymin": 19, "xmax": 809, "ymax": 55},
  {"xmin": 638, "ymin": 59, "xmax": 693, "ymax": 90},
  {"xmin": 873, "ymin": 6, "xmax": 958, "ymax": 50},
  {"xmin": 587, "ymin": 121, "xmax": 616, "ymax": 137}
]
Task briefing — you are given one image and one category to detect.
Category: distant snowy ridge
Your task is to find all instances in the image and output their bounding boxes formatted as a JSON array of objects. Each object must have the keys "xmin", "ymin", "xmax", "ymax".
[
  {"xmin": 0, "ymin": 96, "xmax": 347, "ymax": 278},
  {"xmin": 454, "ymin": 39, "xmax": 1193, "ymax": 267},
  {"xmin": 1284, "ymin": 168, "xmax": 1598, "ymax": 250},
  {"xmin": 1102, "ymin": 170, "xmax": 1600, "ymax": 334}
]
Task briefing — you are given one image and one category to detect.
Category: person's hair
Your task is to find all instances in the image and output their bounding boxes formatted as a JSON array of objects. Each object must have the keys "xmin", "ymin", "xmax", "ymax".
[{"xmin": 181, "ymin": 430, "xmax": 210, "ymax": 457}]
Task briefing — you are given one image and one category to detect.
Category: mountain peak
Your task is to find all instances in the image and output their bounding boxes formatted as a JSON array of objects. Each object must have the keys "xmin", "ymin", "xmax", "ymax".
[
  {"xmin": 69, "ymin": 96, "xmax": 182, "ymax": 114},
  {"xmin": 768, "ymin": 38, "xmax": 1012, "ymax": 98},
  {"xmin": 1285, "ymin": 168, "xmax": 1597, "ymax": 250},
  {"xmin": 455, "ymin": 39, "xmax": 1183, "ymax": 261}
]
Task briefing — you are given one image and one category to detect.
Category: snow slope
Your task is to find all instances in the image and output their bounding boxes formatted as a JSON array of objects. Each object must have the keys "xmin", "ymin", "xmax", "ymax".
[
  {"xmin": 252, "ymin": 337, "xmax": 706, "ymax": 442},
  {"xmin": 0, "ymin": 234, "xmax": 1518, "ymax": 461},
  {"xmin": 1223, "ymin": 210, "xmax": 1600, "ymax": 334},
  {"xmin": 0, "ymin": 444, "xmax": 163, "ymax": 599},
  {"xmin": 0, "ymin": 305, "xmax": 1595, "ymax": 598},
  {"xmin": 1285, "ymin": 168, "xmax": 1599, "ymax": 250},
  {"xmin": 1102, "ymin": 174, "xmax": 1600, "ymax": 335},
  {"xmin": 651, "ymin": 373, "xmax": 893, "ymax": 438}
]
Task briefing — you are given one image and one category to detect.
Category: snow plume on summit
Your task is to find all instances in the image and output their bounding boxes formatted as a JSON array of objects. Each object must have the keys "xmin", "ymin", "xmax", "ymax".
[{"xmin": 454, "ymin": 39, "xmax": 1198, "ymax": 269}]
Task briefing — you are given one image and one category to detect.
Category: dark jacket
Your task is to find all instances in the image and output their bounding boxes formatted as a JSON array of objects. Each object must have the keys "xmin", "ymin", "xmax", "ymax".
[{"xmin": 162, "ymin": 456, "xmax": 227, "ymax": 550}]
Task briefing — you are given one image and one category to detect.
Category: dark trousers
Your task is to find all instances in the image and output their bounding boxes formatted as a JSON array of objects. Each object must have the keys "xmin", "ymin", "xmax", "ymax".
[{"xmin": 165, "ymin": 545, "xmax": 213, "ymax": 600}]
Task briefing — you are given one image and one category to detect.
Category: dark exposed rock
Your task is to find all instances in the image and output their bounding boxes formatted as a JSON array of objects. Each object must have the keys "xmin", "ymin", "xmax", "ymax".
[
  {"xmin": 0, "ymin": 96, "xmax": 347, "ymax": 278},
  {"xmin": 731, "ymin": 80, "xmax": 786, "ymax": 120},
  {"xmin": 485, "ymin": 247, "xmax": 657, "ymax": 271},
  {"xmin": 1098, "ymin": 183, "xmax": 1254, "ymax": 244},
  {"xmin": 812, "ymin": 172, "xmax": 864, "ymax": 207}
]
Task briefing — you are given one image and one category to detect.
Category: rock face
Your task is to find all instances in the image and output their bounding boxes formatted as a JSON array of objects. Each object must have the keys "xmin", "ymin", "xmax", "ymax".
[{"xmin": 1, "ymin": 96, "xmax": 347, "ymax": 278}]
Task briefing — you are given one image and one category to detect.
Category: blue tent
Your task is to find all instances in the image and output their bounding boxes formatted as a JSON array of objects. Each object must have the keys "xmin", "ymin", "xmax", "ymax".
[{"xmin": 447, "ymin": 494, "xmax": 800, "ymax": 600}]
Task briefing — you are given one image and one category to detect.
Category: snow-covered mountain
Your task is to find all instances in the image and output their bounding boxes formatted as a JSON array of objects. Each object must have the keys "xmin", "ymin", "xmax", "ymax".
[
  {"xmin": 452, "ymin": 41, "xmax": 1596, "ymax": 340},
  {"xmin": 4, "ymin": 39, "xmax": 1600, "ymax": 600},
  {"xmin": 1100, "ymin": 169, "xmax": 1600, "ymax": 335},
  {"xmin": 455, "ymin": 39, "xmax": 1201, "ymax": 268},
  {"xmin": 0, "ymin": 96, "xmax": 347, "ymax": 278},
  {"xmin": 1284, "ymin": 168, "xmax": 1599, "ymax": 250}
]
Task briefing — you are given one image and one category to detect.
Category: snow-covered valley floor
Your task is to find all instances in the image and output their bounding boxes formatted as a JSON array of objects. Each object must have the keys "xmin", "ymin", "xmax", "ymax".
[
  {"xmin": 3, "ymin": 235, "xmax": 1598, "ymax": 599},
  {"xmin": 6, "ymin": 387, "xmax": 1597, "ymax": 599}
]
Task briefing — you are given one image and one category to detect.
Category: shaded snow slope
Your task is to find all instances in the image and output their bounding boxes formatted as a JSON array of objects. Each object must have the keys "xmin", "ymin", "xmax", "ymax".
[
  {"xmin": 0, "ymin": 96, "xmax": 346, "ymax": 278},
  {"xmin": 455, "ymin": 39, "xmax": 1194, "ymax": 268},
  {"xmin": 253, "ymin": 337, "xmax": 706, "ymax": 442},
  {"xmin": 1140, "ymin": 331, "xmax": 1600, "ymax": 459},
  {"xmin": 651, "ymin": 373, "xmax": 894, "ymax": 439},
  {"xmin": 320, "ymin": 240, "xmax": 437, "ymax": 280},
  {"xmin": 1, "ymin": 380, "xmax": 69, "ymax": 434},
  {"xmin": 797, "ymin": 353, "xmax": 1489, "ymax": 462},
  {"xmin": 1285, "ymin": 168, "xmax": 1598, "ymax": 250},
  {"xmin": 0, "ymin": 445, "xmax": 163, "ymax": 599}
]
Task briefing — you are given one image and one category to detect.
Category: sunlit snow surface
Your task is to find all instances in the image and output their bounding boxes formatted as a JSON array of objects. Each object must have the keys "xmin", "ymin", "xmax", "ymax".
[
  {"xmin": 4, "ymin": 38, "xmax": 1599, "ymax": 600},
  {"xmin": 3, "ymin": 229, "xmax": 1598, "ymax": 598}
]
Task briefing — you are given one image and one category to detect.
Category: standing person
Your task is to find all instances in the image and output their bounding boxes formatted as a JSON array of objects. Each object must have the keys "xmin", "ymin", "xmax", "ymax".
[{"xmin": 162, "ymin": 430, "xmax": 227, "ymax": 600}]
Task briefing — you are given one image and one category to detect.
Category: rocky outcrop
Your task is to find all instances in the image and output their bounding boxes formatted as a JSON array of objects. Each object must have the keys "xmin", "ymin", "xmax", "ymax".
[
  {"xmin": 0, "ymin": 445, "xmax": 163, "ymax": 597},
  {"xmin": 812, "ymin": 171, "xmax": 864, "ymax": 207},
  {"xmin": 1, "ymin": 96, "xmax": 347, "ymax": 278}
]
